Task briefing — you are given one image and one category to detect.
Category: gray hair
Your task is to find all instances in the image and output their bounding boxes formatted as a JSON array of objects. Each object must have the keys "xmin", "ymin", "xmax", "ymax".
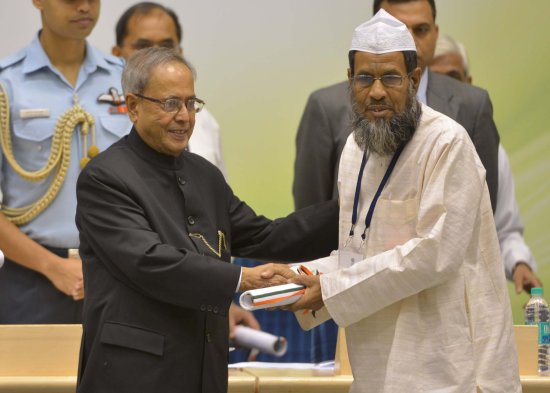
[
  {"xmin": 121, "ymin": 47, "xmax": 195, "ymax": 95},
  {"xmin": 433, "ymin": 34, "xmax": 470, "ymax": 77}
]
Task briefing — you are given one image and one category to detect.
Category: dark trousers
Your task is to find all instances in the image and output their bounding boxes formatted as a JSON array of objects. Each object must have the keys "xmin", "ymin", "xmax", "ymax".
[{"xmin": 0, "ymin": 247, "xmax": 83, "ymax": 324}]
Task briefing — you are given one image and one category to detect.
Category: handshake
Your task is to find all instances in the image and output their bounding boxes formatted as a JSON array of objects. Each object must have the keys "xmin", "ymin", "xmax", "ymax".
[{"xmin": 238, "ymin": 263, "xmax": 324, "ymax": 313}]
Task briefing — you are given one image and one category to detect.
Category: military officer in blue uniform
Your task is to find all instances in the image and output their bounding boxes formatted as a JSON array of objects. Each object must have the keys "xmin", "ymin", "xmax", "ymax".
[{"xmin": 0, "ymin": 0, "xmax": 132, "ymax": 323}]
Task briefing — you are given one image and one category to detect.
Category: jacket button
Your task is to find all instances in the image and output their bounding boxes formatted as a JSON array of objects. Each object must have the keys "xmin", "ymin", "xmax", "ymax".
[
  {"xmin": 207, "ymin": 305, "xmax": 212, "ymax": 312},
  {"xmin": 213, "ymin": 306, "xmax": 219, "ymax": 314},
  {"xmin": 206, "ymin": 332, "xmax": 212, "ymax": 343},
  {"xmin": 187, "ymin": 216, "xmax": 195, "ymax": 225},
  {"xmin": 177, "ymin": 177, "xmax": 186, "ymax": 185},
  {"xmin": 200, "ymin": 304, "xmax": 206, "ymax": 311}
]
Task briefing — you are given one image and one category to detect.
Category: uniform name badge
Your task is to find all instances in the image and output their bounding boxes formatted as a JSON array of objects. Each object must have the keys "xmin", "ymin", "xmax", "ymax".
[
  {"xmin": 19, "ymin": 108, "xmax": 50, "ymax": 119},
  {"xmin": 338, "ymin": 246, "xmax": 363, "ymax": 269}
]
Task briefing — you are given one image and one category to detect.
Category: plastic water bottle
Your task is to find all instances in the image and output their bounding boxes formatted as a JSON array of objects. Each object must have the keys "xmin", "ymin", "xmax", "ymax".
[{"xmin": 524, "ymin": 287, "xmax": 550, "ymax": 376}]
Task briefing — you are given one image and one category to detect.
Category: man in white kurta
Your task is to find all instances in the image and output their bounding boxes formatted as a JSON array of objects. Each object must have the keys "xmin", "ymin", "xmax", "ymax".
[
  {"xmin": 306, "ymin": 104, "xmax": 521, "ymax": 392},
  {"xmin": 292, "ymin": 10, "xmax": 520, "ymax": 393}
]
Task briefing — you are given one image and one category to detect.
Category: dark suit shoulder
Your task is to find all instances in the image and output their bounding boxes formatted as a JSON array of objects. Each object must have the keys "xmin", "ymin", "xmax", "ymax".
[
  {"xmin": 80, "ymin": 137, "xmax": 128, "ymax": 174},
  {"xmin": 182, "ymin": 151, "xmax": 226, "ymax": 181},
  {"xmin": 184, "ymin": 150, "xmax": 220, "ymax": 170},
  {"xmin": 308, "ymin": 80, "xmax": 349, "ymax": 105},
  {"xmin": 426, "ymin": 70, "xmax": 495, "ymax": 136},
  {"xmin": 306, "ymin": 81, "xmax": 352, "ymax": 124},
  {"xmin": 83, "ymin": 136, "xmax": 130, "ymax": 168},
  {"xmin": 429, "ymin": 72, "xmax": 490, "ymax": 106}
]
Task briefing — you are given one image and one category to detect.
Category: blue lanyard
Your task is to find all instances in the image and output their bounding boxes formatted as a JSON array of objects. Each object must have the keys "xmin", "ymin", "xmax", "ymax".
[{"xmin": 349, "ymin": 145, "xmax": 405, "ymax": 241}]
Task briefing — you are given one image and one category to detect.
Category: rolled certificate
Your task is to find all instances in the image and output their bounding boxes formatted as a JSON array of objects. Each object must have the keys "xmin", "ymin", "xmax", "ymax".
[
  {"xmin": 233, "ymin": 325, "xmax": 288, "ymax": 357},
  {"xmin": 239, "ymin": 283, "xmax": 305, "ymax": 311},
  {"xmin": 0, "ymin": 249, "xmax": 4, "ymax": 268}
]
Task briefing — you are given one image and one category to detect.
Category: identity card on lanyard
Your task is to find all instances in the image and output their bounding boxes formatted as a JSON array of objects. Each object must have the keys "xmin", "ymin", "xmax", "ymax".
[{"xmin": 339, "ymin": 145, "xmax": 404, "ymax": 269}]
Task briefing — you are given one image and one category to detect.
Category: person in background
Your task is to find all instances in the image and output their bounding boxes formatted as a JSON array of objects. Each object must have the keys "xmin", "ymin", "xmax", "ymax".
[
  {"xmin": 75, "ymin": 47, "xmax": 337, "ymax": 392},
  {"xmin": 429, "ymin": 34, "xmax": 471, "ymax": 82},
  {"xmin": 430, "ymin": 34, "xmax": 542, "ymax": 294},
  {"xmin": 112, "ymin": 1, "xmax": 226, "ymax": 176},
  {"xmin": 290, "ymin": 10, "xmax": 520, "ymax": 391},
  {"xmin": 0, "ymin": 0, "xmax": 131, "ymax": 323},
  {"xmin": 293, "ymin": 0, "xmax": 502, "ymax": 363}
]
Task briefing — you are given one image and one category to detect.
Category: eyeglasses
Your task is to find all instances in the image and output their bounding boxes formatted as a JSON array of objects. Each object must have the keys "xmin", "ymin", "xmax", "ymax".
[
  {"xmin": 351, "ymin": 73, "xmax": 411, "ymax": 89},
  {"xmin": 134, "ymin": 94, "xmax": 205, "ymax": 113}
]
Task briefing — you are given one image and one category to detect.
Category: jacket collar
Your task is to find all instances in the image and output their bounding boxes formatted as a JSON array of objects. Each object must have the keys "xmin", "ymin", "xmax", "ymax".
[{"xmin": 417, "ymin": 67, "xmax": 429, "ymax": 104}]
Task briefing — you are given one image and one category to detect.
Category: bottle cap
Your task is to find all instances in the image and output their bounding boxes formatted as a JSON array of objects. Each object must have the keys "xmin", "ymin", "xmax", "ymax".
[{"xmin": 531, "ymin": 287, "xmax": 544, "ymax": 295}]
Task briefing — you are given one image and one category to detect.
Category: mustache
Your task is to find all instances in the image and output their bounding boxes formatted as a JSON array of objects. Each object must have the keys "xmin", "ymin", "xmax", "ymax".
[
  {"xmin": 366, "ymin": 103, "xmax": 393, "ymax": 111},
  {"xmin": 366, "ymin": 98, "xmax": 391, "ymax": 107},
  {"xmin": 350, "ymin": 84, "xmax": 422, "ymax": 156}
]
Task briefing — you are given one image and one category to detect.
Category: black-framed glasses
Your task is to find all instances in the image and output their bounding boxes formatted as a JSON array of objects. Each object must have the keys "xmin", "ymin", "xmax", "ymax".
[
  {"xmin": 134, "ymin": 93, "xmax": 205, "ymax": 113},
  {"xmin": 351, "ymin": 73, "xmax": 412, "ymax": 89}
]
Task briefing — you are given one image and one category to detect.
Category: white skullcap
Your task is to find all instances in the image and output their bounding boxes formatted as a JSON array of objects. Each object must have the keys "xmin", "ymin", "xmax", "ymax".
[{"xmin": 350, "ymin": 9, "xmax": 416, "ymax": 54}]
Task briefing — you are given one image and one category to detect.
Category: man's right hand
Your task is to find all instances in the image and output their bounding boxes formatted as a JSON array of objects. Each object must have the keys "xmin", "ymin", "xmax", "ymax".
[
  {"xmin": 43, "ymin": 256, "xmax": 84, "ymax": 300},
  {"xmin": 513, "ymin": 262, "xmax": 543, "ymax": 295},
  {"xmin": 239, "ymin": 263, "xmax": 295, "ymax": 292},
  {"xmin": 0, "ymin": 212, "xmax": 84, "ymax": 300}
]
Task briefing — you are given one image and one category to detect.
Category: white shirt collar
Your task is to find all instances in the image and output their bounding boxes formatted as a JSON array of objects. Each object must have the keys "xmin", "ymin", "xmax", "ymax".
[{"xmin": 416, "ymin": 67, "xmax": 429, "ymax": 104}]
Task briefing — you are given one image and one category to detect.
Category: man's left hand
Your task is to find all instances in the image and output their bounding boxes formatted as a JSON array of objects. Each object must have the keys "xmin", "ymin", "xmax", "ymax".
[
  {"xmin": 513, "ymin": 262, "xmax": 543, "ymax": 294},
  {"xmin": 228, "ymin": 302, "xmax": 260, "ymax": 340}
]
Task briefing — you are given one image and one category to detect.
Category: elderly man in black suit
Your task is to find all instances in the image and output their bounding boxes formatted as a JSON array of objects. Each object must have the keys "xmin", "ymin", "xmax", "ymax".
[{"xmin": 75, "ymin": 47, "xmax": 337, "ymax": 393}]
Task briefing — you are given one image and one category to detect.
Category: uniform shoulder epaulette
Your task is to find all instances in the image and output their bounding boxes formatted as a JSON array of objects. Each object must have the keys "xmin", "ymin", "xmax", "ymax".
[
  {"xmin": 0, "ymin": 49, "xmax": 26, "ymax": 72},
  {"xmin": 103, "ymin": 53, "xmax": 125, "ymax": 68}
]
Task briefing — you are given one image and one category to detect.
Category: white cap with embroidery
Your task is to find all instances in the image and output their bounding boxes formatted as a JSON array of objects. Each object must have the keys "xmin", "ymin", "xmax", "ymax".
[{"xmin": 350, "ymin": 9, "xmax": 416, "ymax": 54}]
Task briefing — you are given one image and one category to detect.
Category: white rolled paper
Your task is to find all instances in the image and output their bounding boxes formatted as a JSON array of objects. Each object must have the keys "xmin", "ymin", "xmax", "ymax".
[
  {"xmin": 233, "ymin": 325, "xmax": 287, "ymax": 357},
  {"xmin": 0, "ymin": 249, "xmax": 4, "ymax": 268},
  {"xmin": 239, "ymin": 283, "xmax": 305, "ymax": 311}
]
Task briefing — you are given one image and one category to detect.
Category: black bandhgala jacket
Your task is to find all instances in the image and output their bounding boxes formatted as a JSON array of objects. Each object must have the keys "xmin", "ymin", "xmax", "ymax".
[{"xmin": 75, "ymin": 128, "xmax": 338, "ymax": 393}]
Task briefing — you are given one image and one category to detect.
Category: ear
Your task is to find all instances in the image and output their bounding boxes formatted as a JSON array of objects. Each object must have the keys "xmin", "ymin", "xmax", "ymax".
[
  {"xmin": 112, "ymin": 46, "xmax": 122, "ymax": 57},
  {"xmin": 126, "ymin": 94, "xmax": 139, "ymax": 123},
  {"xmin": 32, "ymin": 0, "xmax": 43, "ymax": 10},
  {"xmin": 410, "ymin": 66, "xmax": 422, "ymax": 92}
]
